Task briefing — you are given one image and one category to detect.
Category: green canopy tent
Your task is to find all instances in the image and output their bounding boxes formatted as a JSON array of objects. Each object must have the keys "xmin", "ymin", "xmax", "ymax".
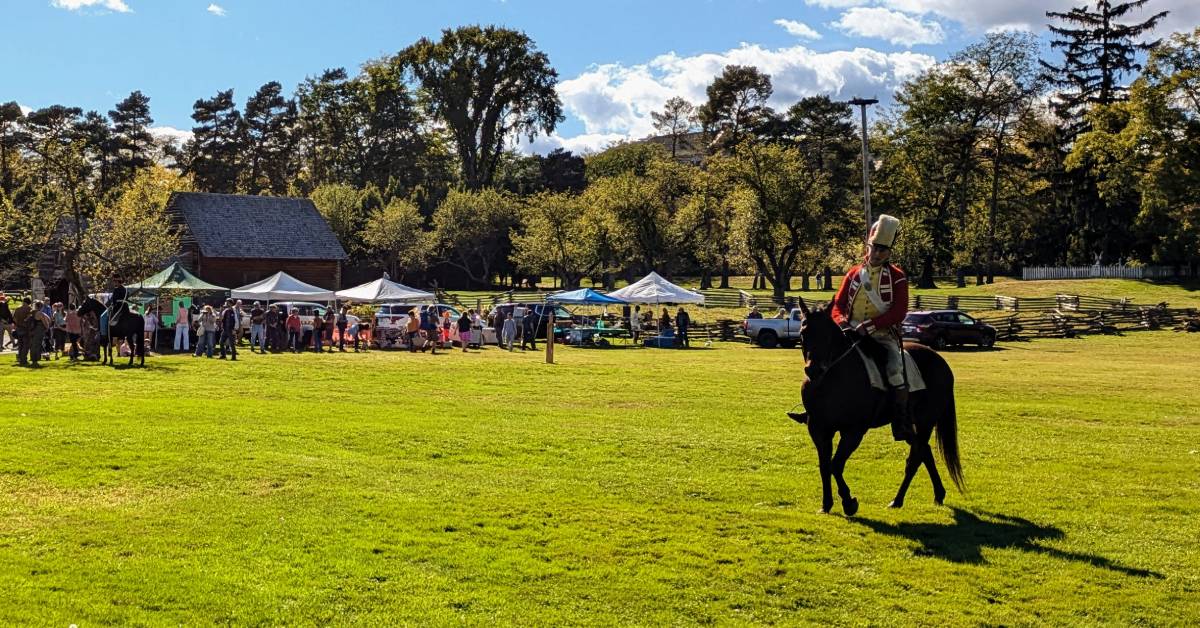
[
  {"xmin": 126, "ymin": 263, "xmax": 229, "ymax": 331},
  {"xmin": 126, "ymin": 262, "xmax": 228, "ymax": 294}
]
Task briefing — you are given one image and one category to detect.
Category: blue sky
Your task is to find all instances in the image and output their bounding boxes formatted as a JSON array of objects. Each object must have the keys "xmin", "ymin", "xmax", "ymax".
[{"xmin": 5, "ymin": 0, "xmax": 1196, "ymax": 153}]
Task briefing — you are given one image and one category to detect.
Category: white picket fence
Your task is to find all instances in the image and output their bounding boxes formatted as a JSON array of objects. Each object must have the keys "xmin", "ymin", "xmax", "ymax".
[{"xmin": 1022, "ymin": 265, "xmax": 1193, "ymax": 280}]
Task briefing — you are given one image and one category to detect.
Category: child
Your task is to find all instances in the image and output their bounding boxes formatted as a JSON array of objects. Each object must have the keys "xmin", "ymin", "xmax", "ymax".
[{"xmin": 502, "ymin": 312, "xmax": 516, "ymax": 351}]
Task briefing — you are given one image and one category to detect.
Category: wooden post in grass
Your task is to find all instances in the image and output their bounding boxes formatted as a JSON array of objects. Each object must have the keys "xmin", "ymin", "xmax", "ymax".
[{"xmin": 546, "ymin": 309, "xmax": 555, "ymax": 364}]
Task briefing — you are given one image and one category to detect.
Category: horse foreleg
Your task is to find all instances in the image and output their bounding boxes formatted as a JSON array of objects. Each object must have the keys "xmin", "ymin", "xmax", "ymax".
[
  {"xmin": 831, "ymin": 430, "xmax": 865, "ymax": 516},
  {"xmin": 809, "ymin": 426, "xmax": 834, "ymax": 514},
  {"xmin": 889, "ymin": 444, "xmax": 923, "ymax": 508},
  {"xmin": 920, "ymin": 442, "xmax": 947, "ymax": 505}
]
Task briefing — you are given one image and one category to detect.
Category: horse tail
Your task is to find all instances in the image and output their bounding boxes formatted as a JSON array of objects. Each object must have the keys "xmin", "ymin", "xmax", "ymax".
[{"xmin": 935, "ymin": 376, "xmax": 965, "ymax": 493}]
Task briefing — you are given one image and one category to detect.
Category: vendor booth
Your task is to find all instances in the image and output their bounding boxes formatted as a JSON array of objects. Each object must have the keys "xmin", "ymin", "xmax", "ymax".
[
  {"xmin": 546, "ymin": 288, "xmax": 630, "ymax": 347},
  {"xmin": 126, "ymin": 263, "xmax": 230, "ymax": 349},
  {"xmin": 336, "ymin": 276, "xmax": 436, "ymax": 349},
  {"xmin": 606, "ymin": 272, "xmax": 705, "ymax": 348}
]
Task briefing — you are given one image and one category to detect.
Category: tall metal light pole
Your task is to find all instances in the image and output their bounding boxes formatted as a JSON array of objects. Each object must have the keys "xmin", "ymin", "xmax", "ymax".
[{"xmin": 848, "ymin": 97, "xmax": 878, "ymax": 238}]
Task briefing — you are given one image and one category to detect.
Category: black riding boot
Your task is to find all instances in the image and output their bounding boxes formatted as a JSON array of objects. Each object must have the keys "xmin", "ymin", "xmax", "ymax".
[{"xmin": 890, "ymin": 386, "xmax": 915, "ymax": 442}]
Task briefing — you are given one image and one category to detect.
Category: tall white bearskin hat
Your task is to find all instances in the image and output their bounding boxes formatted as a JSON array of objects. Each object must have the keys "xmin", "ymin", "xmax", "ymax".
[{"xmin": 868, "ymin": 214, "xmax": 901, "ymax": 249}]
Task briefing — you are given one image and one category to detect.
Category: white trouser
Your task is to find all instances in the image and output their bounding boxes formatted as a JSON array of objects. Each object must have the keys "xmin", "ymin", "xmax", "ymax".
[
  {"xmin": 870, "ymin": 329, "xmax": 905, "ymax": 387},
  {"xmin": 174, "ymin": 325, "xmax": 189, "ymax": 351}
]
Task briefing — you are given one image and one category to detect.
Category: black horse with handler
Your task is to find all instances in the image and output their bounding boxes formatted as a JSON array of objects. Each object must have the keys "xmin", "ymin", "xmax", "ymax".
[
  {"xmin": 791, "ymin": 297, "xmax": 963, "ymax": 516},
  {"xmin": 78, "ymin": 279, "xmax": 145, "ymax": 367}
]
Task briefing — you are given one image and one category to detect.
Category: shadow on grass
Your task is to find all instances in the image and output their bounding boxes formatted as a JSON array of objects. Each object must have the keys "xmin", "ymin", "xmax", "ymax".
[
  {"xmin": 853, "ymin": 507, "xmax": 1162, "ymax": 579},
  {"xmin": 939, "ymin": 345, "xmax": 1010, "ymax": 353},
  {"xmin": 58, "ymin": 359, "xmax": 180, "ymax": 372},
  {"xmin": 1143, "ymin": 278, "xmax": 1199, "ymax": 292}
]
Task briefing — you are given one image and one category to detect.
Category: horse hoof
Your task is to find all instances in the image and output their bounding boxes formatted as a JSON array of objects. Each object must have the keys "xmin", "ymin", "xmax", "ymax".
[
  {"xmin": 817, "ymin": 508, "xmax": 830, "ymax": 515},
  {"xmin": 842, "ymin": 498, "xmax": 859, "ymax": 517},
  {"xmin": 934, "ymin": 497, "xmax": 945, "ymax": 506},
  {"xmin": 888, "ymin": 500, "xmax": 904, "ymax": 509}
]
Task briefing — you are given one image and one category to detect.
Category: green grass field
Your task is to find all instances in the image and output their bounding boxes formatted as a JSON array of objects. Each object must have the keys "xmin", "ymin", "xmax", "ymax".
[{"xmin": 3, "ymin": 279, "xmax": 1199, "ymax": 625}]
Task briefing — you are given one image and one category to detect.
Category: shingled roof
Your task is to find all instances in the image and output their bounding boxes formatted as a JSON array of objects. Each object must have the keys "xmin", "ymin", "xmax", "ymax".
[{"xmin": 166, "ymin": 192, "xmax": 347, "ymax": 260}]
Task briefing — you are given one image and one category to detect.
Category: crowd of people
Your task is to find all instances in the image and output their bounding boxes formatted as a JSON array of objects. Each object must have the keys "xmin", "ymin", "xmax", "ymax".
[
  {"xmin": 2, "ymin": 290, "xmax": 702, "ymax": 367},
  {"xmin": 0, "ymin": 295, "xmax": 90, "ymax": 367}
]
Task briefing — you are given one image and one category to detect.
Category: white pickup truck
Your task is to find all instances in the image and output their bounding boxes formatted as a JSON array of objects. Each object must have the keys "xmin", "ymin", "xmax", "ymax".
[{"xmin": 743, "ymin": 309, "xmax": 804, "ymax": 348}]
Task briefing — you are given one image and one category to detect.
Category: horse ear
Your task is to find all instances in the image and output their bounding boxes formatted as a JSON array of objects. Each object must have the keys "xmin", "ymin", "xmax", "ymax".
[
  {"xmin": 797, "ymin": 297, "xmax": 809, "ymax": 317},
  {"xmin": 827, "ymin": 298, "xmax": 835, "ymax": 312}
]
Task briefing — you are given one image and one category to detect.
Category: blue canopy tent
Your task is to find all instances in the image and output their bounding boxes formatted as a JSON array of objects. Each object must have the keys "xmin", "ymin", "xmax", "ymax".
[
  {"xmin": 545, "ymin": 288, "xmax": 628, "ymax": 347},
  {"xmin": 545, "ymin": 288, "xmax": 627, "ymax": 305}
]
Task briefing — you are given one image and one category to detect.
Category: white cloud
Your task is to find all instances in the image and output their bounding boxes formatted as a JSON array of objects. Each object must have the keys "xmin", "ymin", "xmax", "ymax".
[
  {"xmin": 775, "ymin": 19, "xmax": 823, "ymax": 40},
  {"xmin": 18, "ymin": 104, "xmax": 33, "ymax": 116},
  {"xmin": 833, "ymin": 7, "xmax": 944, "ymax": 47},
  {"xmin": 520, "ymin": 132, "xmax": 628, "ymax": 156},
  {"xmin": 149, "ymin": 125, "xmax": 192, "ymax": 146},
  {"xmin": 804, "ymin": 0, "xmax": 869, "ymax": 8},
  {"xmin": 878, "ymin": 0, "xmax": 1198, "ymax": 35},
  {"xmin": 554, "ymin": 41, "xmax": 934, "ymax": 145},
  {"xmin": 51, "ymin": 0, "xmax": 131, "ymax": 13},
  {"xmin": 206, "ymin": 3, "xmax": 226, "ymax": 17}
]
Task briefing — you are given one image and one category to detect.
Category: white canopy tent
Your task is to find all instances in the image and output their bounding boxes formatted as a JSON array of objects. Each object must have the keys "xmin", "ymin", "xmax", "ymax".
[
  {"xmin": 335, "ymin": 276, "xmax": 435, "ymax": 304},
  {"xmin": 606, "ymin": 271, "xmax": 705, "ymax": 305},
  {"xmin": 231, "ymin": 271, "xmax": 336, "ymax": 302}
]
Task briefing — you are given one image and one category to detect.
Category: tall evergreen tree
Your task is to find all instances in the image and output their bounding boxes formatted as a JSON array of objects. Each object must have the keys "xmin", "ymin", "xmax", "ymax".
[
  {"xmin": 295, "ymin": 68, "xmax": 359, "ymax": 190},
  {"xmin": 1041, "ymin": 0, "xmax": 1169, "ymax": 132},
  {"xmin": 698, "ymin": 65, "xmax": 773, "ymax": 153},
  {"xmin": 107, "ymin": 91, "xmax": 154, "ymax": 187},
  {"xmin": 182, "ymin": 89, "xmax": 243, "ymax": 193},
  {"xmin": 538, "ymin": 148, "xmax": 586, "ymax": 193},
  {"xmin": 0, "ymin": 102, "xmax": 24, "ymax": 195},
  {"xmin": 240, "ymin": 81, "xmax": 297, "ymax": 195},
  {"xmin": 1040, "ymin": 1, "xmax": 1168, "ymax": 264},
  {"xmin": 76, "ymin": 111, "xmax": 117, "ymax": 198}
]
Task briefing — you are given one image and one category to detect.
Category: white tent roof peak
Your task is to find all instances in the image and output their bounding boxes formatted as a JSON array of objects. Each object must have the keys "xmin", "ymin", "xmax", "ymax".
[
  {"xmin": 335, "ymin": 277, "xmax": 435, "ymax": 303},
  {"xmin": 231, "ymin": 271, "xmax": 336, "ymax": 302},
  {"xmin": 606, "ymin": 271, "xmax": 705, "ymax": 305}
]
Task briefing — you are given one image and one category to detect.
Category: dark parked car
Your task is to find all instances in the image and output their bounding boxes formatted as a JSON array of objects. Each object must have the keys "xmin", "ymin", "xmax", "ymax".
[
  {"xmin": 488, "ymin": 303, "xmax": 576, "ymax": 339},
  {"xmin": 901, "ymin": 310, "xmax": 996, "ymax": 349}
]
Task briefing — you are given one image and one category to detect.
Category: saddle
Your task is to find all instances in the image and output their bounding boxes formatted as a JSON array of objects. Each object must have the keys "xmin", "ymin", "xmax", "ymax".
[{"xmin": 855, "ymin": 335, "xmax": 926, "ymax": 392}]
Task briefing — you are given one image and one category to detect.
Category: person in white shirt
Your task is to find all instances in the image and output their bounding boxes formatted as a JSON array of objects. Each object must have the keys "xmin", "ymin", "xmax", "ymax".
[{"xmin": 144, "ymin": 307, "xmax": 159, "ymax": 352}]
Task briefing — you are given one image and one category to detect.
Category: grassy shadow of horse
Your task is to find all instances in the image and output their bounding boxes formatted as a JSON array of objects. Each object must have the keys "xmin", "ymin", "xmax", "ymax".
[
  {"xmin": 60, "ymin": 359, "xmax": 180, "ymax": 373},
  {"xmin": 853, "ymin": 507, "xmax": 1161, "ymax": 579}
]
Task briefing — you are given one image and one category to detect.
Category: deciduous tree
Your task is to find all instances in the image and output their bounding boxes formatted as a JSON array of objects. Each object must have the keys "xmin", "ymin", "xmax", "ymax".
[{"xmin": 402, "ymin": 26, "xmax": 563, "ymax": 190}]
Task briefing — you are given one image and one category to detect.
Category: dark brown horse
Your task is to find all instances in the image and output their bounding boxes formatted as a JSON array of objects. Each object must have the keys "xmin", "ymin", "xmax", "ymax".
[{"xmin": 796, "ymin": 298, "xmax": 963, "ymax": 515}]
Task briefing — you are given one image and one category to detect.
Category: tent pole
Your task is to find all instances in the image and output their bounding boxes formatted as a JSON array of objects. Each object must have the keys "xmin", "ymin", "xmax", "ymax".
[{"xmin": 546, "ymin": 309, "xmax": 555, "ymax": 364}]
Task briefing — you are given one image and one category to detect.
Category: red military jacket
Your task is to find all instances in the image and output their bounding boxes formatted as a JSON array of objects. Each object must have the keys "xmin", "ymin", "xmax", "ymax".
[{"xmin": 830, "ymin": 262, "xmax": 909, "ymax": 335}]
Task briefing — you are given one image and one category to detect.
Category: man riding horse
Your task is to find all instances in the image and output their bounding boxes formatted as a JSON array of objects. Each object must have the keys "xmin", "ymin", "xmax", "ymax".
[
  {"xmin": 830, "ymin": 214, "xmax": 915, "ymax": 443},
  {"xmin": 108, "ymin": 274, "xmax": 129, "ymax": 328}
]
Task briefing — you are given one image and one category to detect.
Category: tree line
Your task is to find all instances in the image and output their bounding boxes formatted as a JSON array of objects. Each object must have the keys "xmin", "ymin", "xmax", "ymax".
[{"xmin": 2, "ymin": 5, "xmax": 1197, "ymax": 299}]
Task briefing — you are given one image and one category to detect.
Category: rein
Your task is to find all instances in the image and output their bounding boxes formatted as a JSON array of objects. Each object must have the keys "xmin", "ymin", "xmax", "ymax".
[{"xmin": 806, "ymin": 334, "xmax": 862, "ymax": 388}]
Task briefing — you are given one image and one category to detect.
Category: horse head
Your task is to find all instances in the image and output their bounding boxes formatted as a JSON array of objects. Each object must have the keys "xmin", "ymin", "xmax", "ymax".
[
  {"xmin": 78, "ymin": 296, "xmax": 104, "ymax": 318},
  {"xmin": 799, "ymin": 300, "xmax": 849, "ymax": 382}
]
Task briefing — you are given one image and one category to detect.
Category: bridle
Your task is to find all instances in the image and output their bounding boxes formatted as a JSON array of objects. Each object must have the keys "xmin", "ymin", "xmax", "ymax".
[
  {"xmin": 804, "ymin": 333, "xmax": 862, "ymax": 388},
  {"xmin": 800, "ymin": 306, "xmax": 861, "ymax": 388}
]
